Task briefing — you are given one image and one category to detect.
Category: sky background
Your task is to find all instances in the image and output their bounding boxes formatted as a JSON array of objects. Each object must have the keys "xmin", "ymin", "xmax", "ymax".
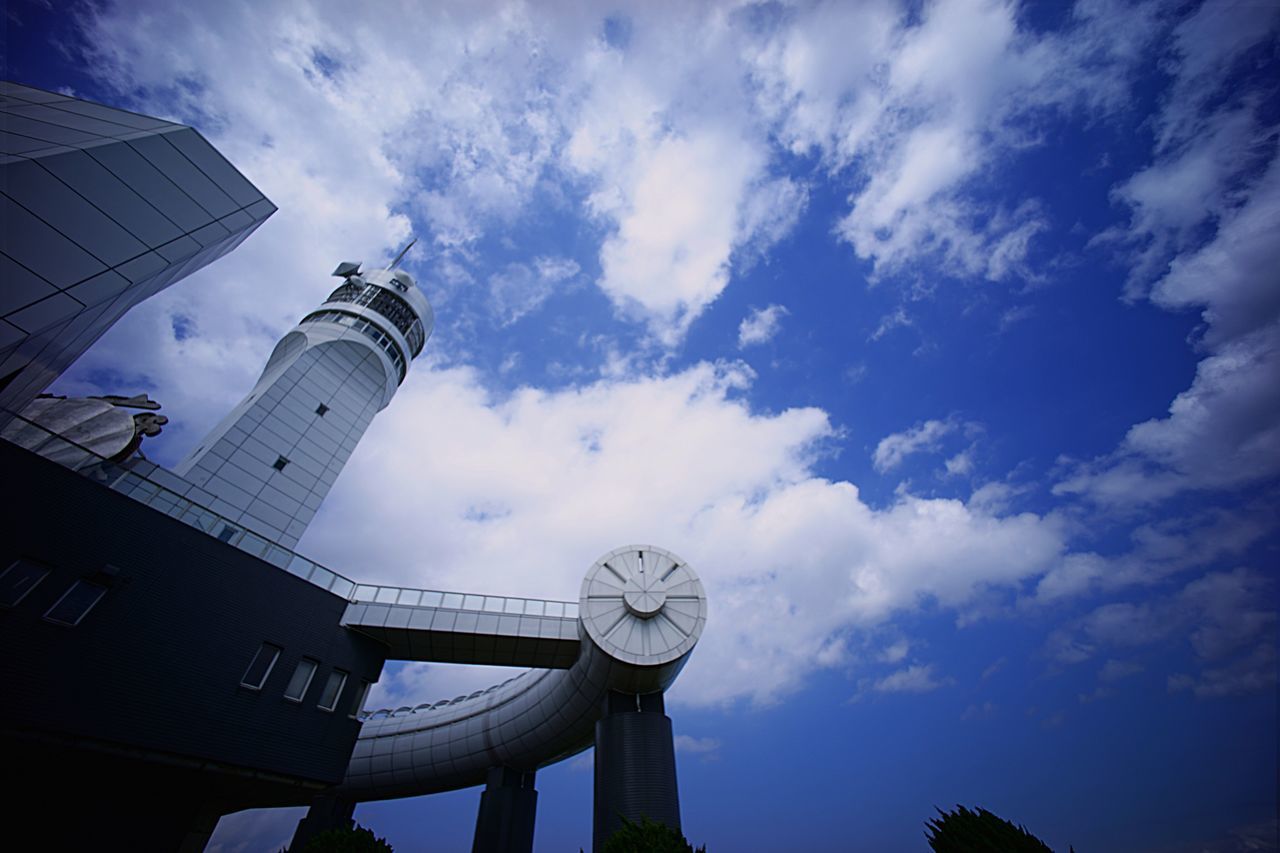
[{"xmin": 7, "ymin": 0, "xmax": 1278, "ymax": 850}]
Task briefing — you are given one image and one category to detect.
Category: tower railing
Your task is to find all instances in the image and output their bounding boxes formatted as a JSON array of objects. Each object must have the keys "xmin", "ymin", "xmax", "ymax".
[{"xmin": 0, "ymin": 408, "xmax": 577, "ymax": 619}]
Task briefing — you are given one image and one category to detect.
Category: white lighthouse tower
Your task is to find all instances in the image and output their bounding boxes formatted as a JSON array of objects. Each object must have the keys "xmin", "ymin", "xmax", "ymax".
[{"xmin": 175, "ymin": 246, "xmax": 432, "ymax": 549}]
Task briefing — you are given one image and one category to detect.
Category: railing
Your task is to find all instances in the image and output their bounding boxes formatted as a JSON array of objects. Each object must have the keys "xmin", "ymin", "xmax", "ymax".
[
  {"xmin": 348, "ymin": 584, "xmax": 579, "ymax": 619},
  {"xmin": 1, "ymin": 408, "xmax": 578, "ymax": 616}
]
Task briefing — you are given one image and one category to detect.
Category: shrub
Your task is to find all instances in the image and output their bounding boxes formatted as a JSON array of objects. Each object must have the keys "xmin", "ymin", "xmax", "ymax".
[
  {"xmin": 924, "ymin": 805, "xmax": 1058, "ymax": 852},
  {"xmin": 600, "ymin": 816, "xmax": 706, "ymax": 853},
  {"xmin": 300, "ymin": 823, "xmax": 394, "ymax": 852}
]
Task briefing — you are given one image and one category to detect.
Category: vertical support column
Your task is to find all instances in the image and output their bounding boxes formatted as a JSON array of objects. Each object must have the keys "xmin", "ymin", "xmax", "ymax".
[
  {"xmin": 593, "ymin": 690, "xmax": 681, "ymax": 853},
  {"xmin": 290, "ymin": 793, "xmax": 356, "ymax": 851},
  {"xmin": 472, "ymin": 766, "xmax": 538, "ymax": 853}
]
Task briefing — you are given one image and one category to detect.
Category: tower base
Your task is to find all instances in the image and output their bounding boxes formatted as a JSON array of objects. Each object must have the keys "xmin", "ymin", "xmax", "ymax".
[
  {"xmin": 593, "ymin": 690, "xmax": 681, "ymax": 852},
  {"xmin": 472, "ymin": 766, "xmax": 538, "ymax": 853},
  {"xmin": 290, "ymin": 793, "xmax": 355, "ymax": 851}
]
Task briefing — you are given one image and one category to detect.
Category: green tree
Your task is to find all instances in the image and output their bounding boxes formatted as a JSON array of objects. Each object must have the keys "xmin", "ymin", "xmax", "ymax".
[
  {"xmin": 925, "ymin": 805, "xmax": 1061, "ymax": 852},
  {"xmin": 300, "ymin": 823, "xmax": 394, "ymax": 852},
  {"xmin": 600, "ymin": 816, "xmax": 706, "ymax": 853}
]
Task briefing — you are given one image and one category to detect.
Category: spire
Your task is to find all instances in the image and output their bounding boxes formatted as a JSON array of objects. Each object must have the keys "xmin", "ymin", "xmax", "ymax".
[{"xmin": 390, "ymin": 236, "xmax": 417, "ymax": 269}]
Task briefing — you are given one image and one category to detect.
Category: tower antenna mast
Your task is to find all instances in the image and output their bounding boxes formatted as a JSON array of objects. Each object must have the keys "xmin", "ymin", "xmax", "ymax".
[{"xmin": 390, "ymin": 236, "xmax": 417, "ymax": 269}]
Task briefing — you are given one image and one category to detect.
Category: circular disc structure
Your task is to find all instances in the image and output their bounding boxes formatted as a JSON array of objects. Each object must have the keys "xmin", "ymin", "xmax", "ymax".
[{"xmin": 580, "ymin": 545, "xmax": 707, "ymax": 667}]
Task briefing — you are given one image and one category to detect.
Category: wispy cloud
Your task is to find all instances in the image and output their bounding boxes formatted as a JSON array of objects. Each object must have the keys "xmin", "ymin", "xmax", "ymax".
[
  {"xmin": 737, "ymin": 304, "xmax": 789, "ymax": 348},
  {"xmin": 871, "ymin": 663, "xmax": 951, "ymax": 694},
  {"xmin": 873, "ymin": 419, "xmax": 956, "ymax": 472},
  {"xmin": 673, "ymin": 735, "xmax": 722, "ymax": 761}
]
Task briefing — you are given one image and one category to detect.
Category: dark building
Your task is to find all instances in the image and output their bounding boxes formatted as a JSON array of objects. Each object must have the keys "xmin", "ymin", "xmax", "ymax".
[
  {"xmin": 1, "ymin": 437, "xmax": 387, "ymax": 849},
  {"xmin": 0, "ymin": 81, "xmax": 365, "ymax": 850}
]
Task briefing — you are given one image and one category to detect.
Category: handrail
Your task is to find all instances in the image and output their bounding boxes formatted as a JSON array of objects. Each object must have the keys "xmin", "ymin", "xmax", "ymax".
[{"xmin": 0, "ymin": 408, "xmax": 577, "ymax": 616}]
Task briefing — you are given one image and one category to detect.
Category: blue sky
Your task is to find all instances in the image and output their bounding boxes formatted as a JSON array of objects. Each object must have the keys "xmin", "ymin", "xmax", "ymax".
[{"xmin": 9, "ymin": 0, "xmax": 1278, "ymax": 850}]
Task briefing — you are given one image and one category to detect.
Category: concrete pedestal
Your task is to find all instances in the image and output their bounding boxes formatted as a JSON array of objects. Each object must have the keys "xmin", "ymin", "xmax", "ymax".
[
  {"xmin": 593, "ymin": 690, "xmax": 680, "ymax": 852},
  {"xmin": 290, "ymin": 794, "xmax": 355, "ymax": 851},
  {"xmin": 472, "ymin": 766, "xmax": 538, "ymax": 853}
]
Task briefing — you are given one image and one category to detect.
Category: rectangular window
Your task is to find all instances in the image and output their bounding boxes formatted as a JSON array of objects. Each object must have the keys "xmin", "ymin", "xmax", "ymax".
[
  {"xmin": 351, "ymin": 679, "xmax": 373, "ymax": 717},
  {"xmin": 217, "ymin": 524, "xmax": 239, "ymax": 543},
  {"xmin": 43, "ymin": 579, "xmax": 107, "ymax": 626},
  {"xmin": 0, "ymin": 559, "xmax": 50, "ymax": 607},
  {"xmin": 317, "ymin": 669, "xmax": 348, "ymax": 711},
  {"xmin": 272, "ymin": 455, "xmax": 290, "ymax": 472},
  {"xmin": 283, "ymin": 658, "xmax": 318, "ymax": 702},
  {"xmin": 315, "ymin": 403, "xmax": 329, "ymax": 417},
  {"xmin": 240, "ymin": 642, "xmax": 282, "ymax": 689}
]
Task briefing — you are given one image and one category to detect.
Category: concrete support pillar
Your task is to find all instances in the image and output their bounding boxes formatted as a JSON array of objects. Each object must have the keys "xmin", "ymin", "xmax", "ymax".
[
  {"xmin": 593, "ymin": 690, "xmax": 680, "ymax": 852},
  {"xmin": 290, "ymin": 793, "xmax": 355, "ymax": 851},
  {"xmin": 472, "ymin": 766, "xmax": 538, "ymax": 853}
]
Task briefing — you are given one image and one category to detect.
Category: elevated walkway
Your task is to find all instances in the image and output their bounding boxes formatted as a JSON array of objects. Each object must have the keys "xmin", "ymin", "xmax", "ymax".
[{"xmin": 340, "ymin": 597, "xmax": 580, "ymax": 669}]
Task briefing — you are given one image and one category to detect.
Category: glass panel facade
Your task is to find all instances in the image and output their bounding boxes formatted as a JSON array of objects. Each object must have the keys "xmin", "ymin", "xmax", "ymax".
[{"xmin": 0, "ymin": 82, "xmax": 275, "ymax": 417}]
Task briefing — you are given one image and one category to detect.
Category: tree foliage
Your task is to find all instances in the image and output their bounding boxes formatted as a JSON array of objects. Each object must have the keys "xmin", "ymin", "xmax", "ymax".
[
  {"xmin": 925, "ymin": 805, "xmax": 1059, "ymax": 852},
  {"xmin": 300, "ymin": 823, "xmax": 394, "ymax": 853},
  {"xmin": 601, "ymin": 815, "xmax": 706, "ymax": 853}
]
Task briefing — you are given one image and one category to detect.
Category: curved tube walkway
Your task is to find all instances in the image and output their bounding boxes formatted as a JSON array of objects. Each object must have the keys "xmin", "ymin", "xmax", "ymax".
[{"xmin": 338, "ymin": 546, "xmax": 706, "ymax": 801}]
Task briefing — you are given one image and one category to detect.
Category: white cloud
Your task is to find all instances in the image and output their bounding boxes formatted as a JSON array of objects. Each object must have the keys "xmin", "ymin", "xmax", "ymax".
[
  {"xmin": 673, "ymin": 735, "xmax": 721, "ymax": 757},
  {"xmin": 737, "ymin": 304, "xmax": 789, "ymax": 348},
  {"xmin": 961, "ymin": 701, "xmax": 997, "ymax": 720},
  {"xmin": 561, "ymin": 11, "xmax": 807, "ymax": 346},
  {"xmin": 1030, "ymin": 507, "xmax": 1271, "ymax": 606},
  {"xmin": 1105, "ymin": 106, "xmax": 1267, "ymax": 298},
  {"xmin": 868, "ymin": 307, "xmax": 914, "ymax": 342},
  {"xmin": 1150, "ymin": 0, "xmax": 1280, "ymax": 154},
  {"xmin": 944, "ymin": 448, "xmax": 975, "ymax": 477},
  {"xmin": 488, "ymin": 256, "xmax": 580, "ymax": 325},
  {"xmin": 998, "ymin": 305, "xmax": 1034, "ymax": 332},
  {"xmin": 70, "ymin": 0, "xmax": 809, "ymax": 352},
  {"xmin": 1059, "ymin": 4, "xmax": 1280, "ymax": 507},
  {"xmin": 1057, "ymin": 158, "xmax": 1280, "ymax": 505},
  {"xmin": 365, "ymin": 662, "xmax": 526, "ymax": 713},
  {"xmin": 53, "ymin": 0, "xmax": 1269, "ymax": 718},
  {"xmin": 872, "ymin": 663, "xmax": 949, "ymax": 693},
  {"xmin": 1168, "ymin": 642, "xmax": 1277, "ymax": 699},
  {"xmin": 280, "ymin": 362, "xmax": 1071, "ymax": 706},
  {"xmin": 573, "ymin": 125, "xmax": 786, "ymax": 345},
  {"xmin": 1045, "ymin": 567, "xmax": 1275, "ymax": 698},
  {"xmin": 879, "ymin": 639, "xmax": 911, "ymax": 664},
  {"xmin": 63, "ymin": 0, "xmax": 1172, "ymax": 365},
  {"xmin": 1098, "ymin": 659, "xmax": 1143, "ymax": 683},
  {"xmin": 872, "ymin": 419, "xmax": 956, "ymax": 472},
  {"xmin": 746, "ymin": 0, "xmax": 1158, "ymax": 282}
]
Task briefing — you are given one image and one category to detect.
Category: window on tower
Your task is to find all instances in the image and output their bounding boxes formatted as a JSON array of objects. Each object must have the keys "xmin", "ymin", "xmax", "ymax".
[
  {"xmin": 321, "ymin": 283, "xmax": 425, "ymax": 356},
  {"xmin": 300, "ymin": 310, "xmax": 408, "ymax": 383}
]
